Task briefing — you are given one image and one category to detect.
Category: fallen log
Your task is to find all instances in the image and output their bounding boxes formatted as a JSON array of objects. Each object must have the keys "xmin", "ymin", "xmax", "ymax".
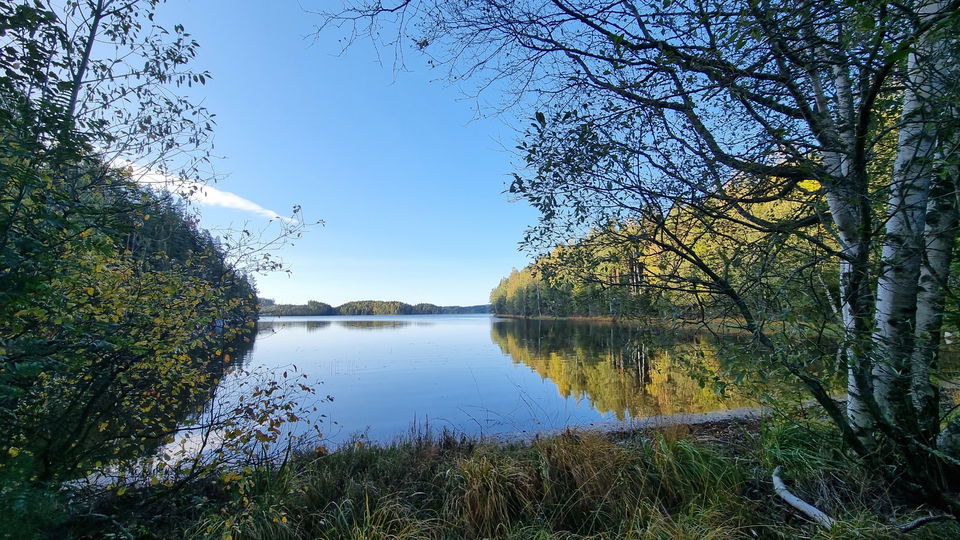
[
  {"xmin": 771, "ymin": 466, "xmax": 835, "ymax": 529},
  {"xmin": 772, "ymin": 466, "xmax": 954, "ymax": 532}
]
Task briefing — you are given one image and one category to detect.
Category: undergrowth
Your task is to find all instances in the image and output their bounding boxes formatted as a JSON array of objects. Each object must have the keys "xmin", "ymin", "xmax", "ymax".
[{"xmin": 55, "ymin": 421, "xmax": 960, "ymax": 539}]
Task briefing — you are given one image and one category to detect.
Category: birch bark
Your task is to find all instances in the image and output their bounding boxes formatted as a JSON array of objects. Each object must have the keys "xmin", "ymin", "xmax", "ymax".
[{"xmin": 873, "ymin": 0, "xmax": 955, "ymax": 433}]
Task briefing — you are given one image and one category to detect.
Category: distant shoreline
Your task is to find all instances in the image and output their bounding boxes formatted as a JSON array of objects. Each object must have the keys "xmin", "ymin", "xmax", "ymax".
[
  {"xmin": 486, "ymin": 314, "xmax": 774, "ymax": 340},
  {"xmin": 258, "ymin": 299, "xmax": 490, "ymax": 317},
  {"xmin": 259, "ymin": 312, "xmax": 491, "ymax": 317}
]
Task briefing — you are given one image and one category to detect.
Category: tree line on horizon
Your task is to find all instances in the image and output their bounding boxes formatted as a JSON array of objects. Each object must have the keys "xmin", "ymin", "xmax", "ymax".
[{"xmin": 259, "ymin": 298, "xmax": 490, "ymax": 316}]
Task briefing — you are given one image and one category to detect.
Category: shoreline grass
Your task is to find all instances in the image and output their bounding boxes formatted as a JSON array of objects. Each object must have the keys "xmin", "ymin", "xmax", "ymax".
[{"xmin": 56, "ymin": 418, "xmax": 960, "ymax": 539}]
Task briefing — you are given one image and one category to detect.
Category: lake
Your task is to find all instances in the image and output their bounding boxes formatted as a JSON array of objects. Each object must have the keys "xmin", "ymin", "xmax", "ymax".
[{"xmin": 226, "ymin": 314, "xmax": 763, "ymax": 447}]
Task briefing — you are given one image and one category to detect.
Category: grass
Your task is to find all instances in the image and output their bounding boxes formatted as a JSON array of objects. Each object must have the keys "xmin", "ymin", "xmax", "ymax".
[{"xmin": 53, "ymin": 421, "xmax": 960, "ymax": 539}]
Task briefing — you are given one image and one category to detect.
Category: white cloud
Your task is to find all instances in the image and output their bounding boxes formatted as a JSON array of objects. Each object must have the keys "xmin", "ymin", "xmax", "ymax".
[
  {"xmin": 178, "ymin": 181, "xmax": 296, "ymax": 223},
  {"xmin": 118, "ymin": 161, "xmax": 296, "ymax": 223}
]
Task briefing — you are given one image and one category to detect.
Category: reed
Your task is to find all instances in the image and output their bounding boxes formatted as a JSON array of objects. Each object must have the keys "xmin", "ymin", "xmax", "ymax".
[{"xmin": 70, "ymin": 420, "xmax": 960, "ymax": 539}]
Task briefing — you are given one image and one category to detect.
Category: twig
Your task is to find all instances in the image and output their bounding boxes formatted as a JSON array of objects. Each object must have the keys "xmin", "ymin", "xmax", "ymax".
[
  {"xmin": 771, "ymin": 466, "xmax": 836, "ymax": 529},
  {"xmin": 897, "ymin": 514, "xmax": 955, "ymax": 532}
]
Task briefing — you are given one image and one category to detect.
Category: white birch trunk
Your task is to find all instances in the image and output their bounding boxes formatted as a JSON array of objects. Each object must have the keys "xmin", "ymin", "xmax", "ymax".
[
  {"xmin": 871, "ymin": 124, "xmax": 933, "ymax": 425},
  {"xmin": 873, "ymin": 0, "xmax": 953, "ymax": 428},
  {"xmin": 914, "ymin": 171, "xmax": 958, "ymax": 436},
  {"xmin": 825, "ymin": 186, "xmax": 875, "ymax": 438},
  {"xmin": 804, "ymin": 25, "xmax": 879, "ymax": 440},
  {"xmin": 826, "ymin": 54, "xmax": 878, "ymax": 440}
]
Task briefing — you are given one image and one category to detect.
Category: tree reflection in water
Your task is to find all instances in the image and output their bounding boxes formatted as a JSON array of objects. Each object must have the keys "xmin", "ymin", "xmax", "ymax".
[
  {"xmin": 337, "ymin": 320, "xmax": 415, "ymax": 331},
  {"xmin": 257, "ymin": 319, "xmax": 332, "ymax": 333},
  {"xmin": 490, "ymin": 319, "xmax": 754, "ymax": 421}
]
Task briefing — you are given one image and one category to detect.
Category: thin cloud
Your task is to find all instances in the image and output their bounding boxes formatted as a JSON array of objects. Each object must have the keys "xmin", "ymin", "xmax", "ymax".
[{"xmin": 119, "ymin": 160, "xmax": 296, "ymax": 223}]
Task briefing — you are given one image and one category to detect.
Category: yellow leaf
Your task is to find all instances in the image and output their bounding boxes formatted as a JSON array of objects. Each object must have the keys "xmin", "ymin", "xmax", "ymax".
[
  {"xmin": 798, "ymin": 179, "xmax": 822, "ymax": 192},
  {"xmin": 221, "ymin": 472, "xmax": 243, "ymax": 483},
  {"xmin": 7, "ymin": 447, "xmax": 20, "ymax": 457}
]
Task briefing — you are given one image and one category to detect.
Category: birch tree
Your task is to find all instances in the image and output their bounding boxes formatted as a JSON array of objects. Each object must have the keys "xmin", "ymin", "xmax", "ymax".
[{"xmin": 319, "ymin": 0, "xmax": 960, "ymax": 508}]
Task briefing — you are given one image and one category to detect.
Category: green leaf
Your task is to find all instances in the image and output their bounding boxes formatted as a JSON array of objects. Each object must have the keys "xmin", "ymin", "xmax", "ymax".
[{"xmin": 887, "ymin": 47, "xmax": 910, "ymax": 64}]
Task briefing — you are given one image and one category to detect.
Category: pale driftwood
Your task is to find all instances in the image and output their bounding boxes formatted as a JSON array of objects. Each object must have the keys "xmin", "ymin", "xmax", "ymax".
[{"xmin": 771, "ymin": 466, "xmax": 835, "ymax": 529}]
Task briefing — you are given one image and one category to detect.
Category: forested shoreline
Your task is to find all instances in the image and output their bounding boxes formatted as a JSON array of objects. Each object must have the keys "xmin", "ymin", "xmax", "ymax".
[
  {"xmin": 259, "ymin": 299, "xmax": 490, "ymax": 316},
  {"xmin": 489, "ymin": 186, "xmax": 840, "ymax": 321}
]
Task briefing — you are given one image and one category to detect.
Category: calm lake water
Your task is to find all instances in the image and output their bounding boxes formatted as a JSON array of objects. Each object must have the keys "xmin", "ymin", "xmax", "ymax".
[{"xmin": 229, "ymin": 314, "xmax": 760, "ymax": 447}]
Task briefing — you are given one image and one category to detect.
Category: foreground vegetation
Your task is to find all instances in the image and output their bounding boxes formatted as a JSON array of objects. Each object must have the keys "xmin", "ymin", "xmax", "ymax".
[
  {"xmin": 0, "ymin": 1, "xmax": 308, "ymax": 534},
  {"xmin": 50, "ymin": 418, "xmax": 957, "ymax": 539}
]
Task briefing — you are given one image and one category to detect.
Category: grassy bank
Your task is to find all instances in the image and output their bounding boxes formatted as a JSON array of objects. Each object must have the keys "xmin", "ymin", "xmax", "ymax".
[{"xmin": 58, "ymin": 419, "xmax": 958, "ymax": 539}]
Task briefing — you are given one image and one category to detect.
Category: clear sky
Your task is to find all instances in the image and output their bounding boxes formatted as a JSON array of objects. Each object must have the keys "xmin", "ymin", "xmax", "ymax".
[{"xmin": 154, "ymin": 0, "xmax": 538, "ymax": 306}]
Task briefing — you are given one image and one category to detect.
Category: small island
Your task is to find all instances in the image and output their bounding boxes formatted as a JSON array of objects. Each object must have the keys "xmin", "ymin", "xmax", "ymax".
[{"xmin": 258, "ymin": 298, "xmax": 490, "ymax": 316}]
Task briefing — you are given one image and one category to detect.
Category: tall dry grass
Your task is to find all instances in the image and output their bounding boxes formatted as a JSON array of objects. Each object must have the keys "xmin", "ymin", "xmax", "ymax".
[{"xmin": 135, "ymin": 422, "xmax": 960, "ymax": 539}]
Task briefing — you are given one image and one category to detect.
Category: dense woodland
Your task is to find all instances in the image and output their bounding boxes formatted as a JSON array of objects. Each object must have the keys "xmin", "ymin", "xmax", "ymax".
[
  {"xmin": 260, "ymin": 299, "xmax": 490, "ymax": 316},
  {"xmin": 490, "ymin": 203, "xmax": 841, "ymax": 321},
  {"xmin": 0, "ymin": 1, "xmax": 281, "ymax": 534}
]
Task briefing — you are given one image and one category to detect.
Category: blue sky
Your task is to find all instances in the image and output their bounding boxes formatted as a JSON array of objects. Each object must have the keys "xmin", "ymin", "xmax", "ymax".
[{"xmin": 156, "ymin": 1, "xmax": 538, "ymax": 306}]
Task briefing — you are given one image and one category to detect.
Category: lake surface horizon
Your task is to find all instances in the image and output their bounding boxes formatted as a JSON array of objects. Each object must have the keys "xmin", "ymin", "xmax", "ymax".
[{"xmin": 238, "ymin": 314, "xmax": 753, "ymax": 447}]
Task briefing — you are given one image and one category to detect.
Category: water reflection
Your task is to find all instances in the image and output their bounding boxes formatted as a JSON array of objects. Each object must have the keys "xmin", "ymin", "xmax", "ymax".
[
  {"xmin": 257, "ymin": 318, "xmax": 434, "ymax": 332},
  {"xmin": 491, "ymin": 319, "xmax": 751, "ymax": 420},
  {"xmin": 231, "ymin": 315, "xmax": 771, "ymax": 445},
  {"xmin": 338, "ymin": 320, "xmax": 415, "ymax": 331},
  {"xmin": 258, "ymin": 319, "xmax": 332, "ymax": 333}
]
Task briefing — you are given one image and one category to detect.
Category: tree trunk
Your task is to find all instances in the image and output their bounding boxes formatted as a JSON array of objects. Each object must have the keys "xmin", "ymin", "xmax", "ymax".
[
  {"xmin": 873, "ymin": 0, "xmax": 954, "ymax": 434},
  {"xmin": 914, "ymin": 167, "xmax": 958, "ymax": 439},
  {"xmin": 822, "ymin": 94, "xmax": 876, "ymax": 444},
  {"xmin": 825, "ymin": 186, "xmax": 876, "ymax": 444}
]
